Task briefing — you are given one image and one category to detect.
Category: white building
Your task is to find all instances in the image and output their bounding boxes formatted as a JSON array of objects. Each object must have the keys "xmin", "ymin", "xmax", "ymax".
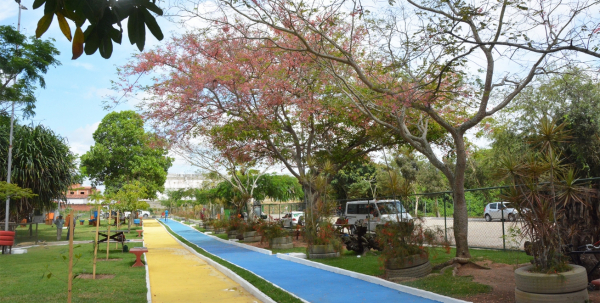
[{"xmin": 156, "ymin": 174, "xmax": 205, "ymax": 199}]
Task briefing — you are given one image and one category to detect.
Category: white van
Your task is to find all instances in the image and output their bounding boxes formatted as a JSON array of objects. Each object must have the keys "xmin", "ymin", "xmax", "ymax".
[{"xmin": 344, "ymin": 200, "xmax": 412, "ymax": 232}]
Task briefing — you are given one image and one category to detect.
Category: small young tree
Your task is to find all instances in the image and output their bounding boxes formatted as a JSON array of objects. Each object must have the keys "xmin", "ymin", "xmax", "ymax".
[
  {"xmin": 87, "ymin": 190, "xmax": 105, "ymax": 279},
  {"xmin": 114, "ymin": 181, "xmax": 149, "ymax": 232}
]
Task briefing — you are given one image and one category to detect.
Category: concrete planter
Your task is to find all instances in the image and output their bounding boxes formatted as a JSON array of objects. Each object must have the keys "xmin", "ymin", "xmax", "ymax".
[
  {"xmin": 308, "ymin": 244, "xmax": 338, "ymax": 259},
  {"xmin": 384, "ymin": 253, "xmax": 431, "ymax": 279},
  {"xmin": 269, "ymin": 236, "xmax": 293, "ymax": 249},
  {"xmin": 227, "ymin": 231, "xmax": 239, "ymax": 239},
  {"xmin": 385, "ymin": 253, "xmax": 429, "ymax": 270},
  {"xmin": 514, "ymin": 264, "xmax": 589, "ymax": 303},
  {"xmin": 242, "ymin": 231, "xmax": 261, "ymax": 242}
]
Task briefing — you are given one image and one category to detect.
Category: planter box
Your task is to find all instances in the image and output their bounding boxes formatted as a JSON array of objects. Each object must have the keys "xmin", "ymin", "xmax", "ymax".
[
  {"xmin": 269, "ymin": 236, "xmax": 293, "ymax": 249},
  {"xmin": 242, "ymin": 231, "xmax": 261, "ymax": 242},
  {"xmin": 385, "ymin": 253, "xmax": 429, "ymax": 270},
  {"xmin": 514, "ymin": 264, "xmax": 589, "ymax": 303},
  {"xmin": 308, "ymin": 244, "xmax": 338, "ymax": 259},
  {"xmin": 386, "ymin": 261, "xmax": 431, "ymax": 279}
]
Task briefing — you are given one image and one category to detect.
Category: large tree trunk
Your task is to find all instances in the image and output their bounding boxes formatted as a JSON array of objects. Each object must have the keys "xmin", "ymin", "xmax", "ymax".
[{"xmin": 452, "ymin": 136, "xmax": 471, "ymax": 258}]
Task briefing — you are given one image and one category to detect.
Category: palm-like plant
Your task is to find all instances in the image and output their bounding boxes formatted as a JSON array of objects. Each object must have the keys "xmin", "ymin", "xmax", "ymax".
[
  {"xmin": 498, "ymin": 117, "xmax": 594, "ymax": 272},
  {"xmin": 0, "ymin": 122, "xmax": 78, "ymax": 221}
]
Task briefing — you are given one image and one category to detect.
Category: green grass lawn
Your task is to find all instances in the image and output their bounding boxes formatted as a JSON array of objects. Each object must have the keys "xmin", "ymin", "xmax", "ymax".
[
  {"xmin": 14, "ymin": 222, "xmax": 142, "ymax": 244},
  {"xmin": 403, "ymin": 269, "xmax": 492, "ymax": 297},
  {"xmin": 0, "ymin": 242, "xmax": 146, "ymax": 303}
]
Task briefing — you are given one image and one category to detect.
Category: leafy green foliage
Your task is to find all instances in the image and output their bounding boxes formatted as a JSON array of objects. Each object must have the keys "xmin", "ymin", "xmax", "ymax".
[
  {"xmin": 81, "ymin": 111, "xmax": 173, "ymax": 198},
  {"xmin": 0, "ymin": 181, "xmax": 36, "ymax": 201},
  {"xmin": 0, "ymin": 25, "xmax": 60, "ymax": 117},
  {"xmin": 32, "ymin": 0, "xmax": 164, "ymax": 59},
  {"xmin": 0, "ymin": 118, "xmax": 78, "ymax": 220}
]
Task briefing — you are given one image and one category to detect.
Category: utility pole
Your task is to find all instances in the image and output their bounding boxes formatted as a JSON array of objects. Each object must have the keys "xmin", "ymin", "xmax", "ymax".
[{"xmin": 4, "ymin": 0, "xmax": 27, "ymax": 232}]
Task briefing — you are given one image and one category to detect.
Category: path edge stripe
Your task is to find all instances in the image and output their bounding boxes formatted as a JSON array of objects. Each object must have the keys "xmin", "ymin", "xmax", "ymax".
[
  {"xmin": 276, "ymin": 253, "xmax": 472, "ymax": 303},
  {"xmin": 158, "ymin": 220, "xmax": 308, "ymax": 303},
  {"xmin": 204, "ymin": 233, "xmax": 272, "ymax": 255},
  {"xmin": 142, "ymin": 237, "xmax": 152, "ymax": 303}
]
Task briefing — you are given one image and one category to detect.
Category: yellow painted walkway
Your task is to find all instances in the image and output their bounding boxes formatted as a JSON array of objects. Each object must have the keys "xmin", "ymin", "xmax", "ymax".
[{"xmin": 143, "ymin": 220, "xmax": 259, "ymax": 303}]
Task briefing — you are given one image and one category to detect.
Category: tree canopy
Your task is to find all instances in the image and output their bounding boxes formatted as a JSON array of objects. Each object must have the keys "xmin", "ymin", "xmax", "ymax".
[
  {"xmin": 175, "ymin": 0, "xmax": 600, "ymax": 258},
  {"xmin": 0, "ymin": 25, "xmax": 60, "ymax": 117},
  {"xmin": 81, "ymin": 110, "xmax": 173, "ymax": 198}
]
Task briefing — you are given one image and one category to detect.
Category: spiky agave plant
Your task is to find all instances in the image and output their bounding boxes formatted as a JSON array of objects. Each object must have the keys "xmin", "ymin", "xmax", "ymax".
[{"xmin": 498, "ymin": 117, "xmax": 594, "ymax": 272}]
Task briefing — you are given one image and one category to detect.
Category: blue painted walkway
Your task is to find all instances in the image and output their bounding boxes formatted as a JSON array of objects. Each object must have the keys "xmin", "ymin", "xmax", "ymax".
[{"xmin": 161, "ymin": 219, "xmax": 445, "ymax": 303}]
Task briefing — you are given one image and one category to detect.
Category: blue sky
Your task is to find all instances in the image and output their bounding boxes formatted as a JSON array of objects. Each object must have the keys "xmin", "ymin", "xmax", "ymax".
[{"xmin": 1, "ymin": 1, "xmax": 193, "ymax": 175}]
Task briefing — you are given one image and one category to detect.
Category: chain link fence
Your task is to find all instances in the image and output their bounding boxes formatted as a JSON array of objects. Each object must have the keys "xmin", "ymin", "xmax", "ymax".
[{"xmin": 331, "ymin": 188, "xmax": 529, "ymax": 251}]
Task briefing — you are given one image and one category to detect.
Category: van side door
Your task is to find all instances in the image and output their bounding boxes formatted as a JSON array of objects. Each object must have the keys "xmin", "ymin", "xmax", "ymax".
[{"xmin": 346, "ymin": 204, "xmax": 358, "ymax": 225}]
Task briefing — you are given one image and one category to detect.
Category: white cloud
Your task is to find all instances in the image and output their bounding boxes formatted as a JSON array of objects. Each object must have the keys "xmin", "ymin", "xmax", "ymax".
[
  {"xmin": 67, "ymin": 122, "xmax": 100, "ymax": 156},
  {"xmin": 71, "ymin": 62, "xmax": 94, "ymax": 71},
  {"xmin": 84, "ymin": 86, "xmax": 114, "ymax": 100},
  {"xmin": 0, "ymin": 2, "xmax": 18, "ymax": 22}
]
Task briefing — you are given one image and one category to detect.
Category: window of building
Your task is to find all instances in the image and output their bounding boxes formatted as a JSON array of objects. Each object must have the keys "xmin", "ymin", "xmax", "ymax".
[
  {"xmin": 80, "ymin": 191, "xmax": 85, "ymax": 195},
  {"xmin": 70, "ymin": 192, "xmax": 74, "ymax": 195}
]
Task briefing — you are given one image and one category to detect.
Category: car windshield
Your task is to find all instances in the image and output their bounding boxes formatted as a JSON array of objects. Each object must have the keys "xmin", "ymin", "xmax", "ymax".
[{"xmin": 376, "ymin": 202, "xmax": 407, "ymax": 214}]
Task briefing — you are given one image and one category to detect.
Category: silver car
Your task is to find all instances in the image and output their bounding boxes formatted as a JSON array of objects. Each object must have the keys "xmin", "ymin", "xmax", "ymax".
[{"xmin": 484, "ymin": 202, "xmax": 518, "ymax": 222}]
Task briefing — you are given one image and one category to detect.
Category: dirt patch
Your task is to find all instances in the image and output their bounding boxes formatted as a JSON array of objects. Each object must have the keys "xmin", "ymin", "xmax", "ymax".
[
  {"xmin": 76, "ymin": 274, "xmax": 115, "ymax": 279},
  {"xmin": 456, "ymin": 261, "xmax": 600, "ymax": 303},
  {"xmin": 98, "ymin": 258, "xmax": 122, "ymax": 261}
]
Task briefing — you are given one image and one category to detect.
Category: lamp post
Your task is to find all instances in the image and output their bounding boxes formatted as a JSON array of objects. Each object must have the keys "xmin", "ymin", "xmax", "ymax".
[{"xmin": 4, "ymin": 0, "xmax": 27, "ymax": 232}]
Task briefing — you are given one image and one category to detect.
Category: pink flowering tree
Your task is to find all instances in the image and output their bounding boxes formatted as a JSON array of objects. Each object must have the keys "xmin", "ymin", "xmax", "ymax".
[
  {"xmin": 166, "ymin": 0, "xmax": 600, "ymax": 258},
  {"xmin": 114, "ymin": 31, "xmax": 404, "ymax": 218}
]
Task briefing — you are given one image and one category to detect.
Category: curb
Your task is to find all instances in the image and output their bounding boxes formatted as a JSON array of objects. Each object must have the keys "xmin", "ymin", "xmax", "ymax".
[
  {"xmin": 204, "ymin": 233, "xmax": 272, "ymax": 255},
  {"xmin": 157, "ymin": 221, "xmax": 282, "ymax": 303},
  {"xmin": 143, "ymin": 237, "xmax": 151, "ymax": 303},
  {"xmin": 276, "ymin": 253, "xmax": 471, "ymax": 303}
]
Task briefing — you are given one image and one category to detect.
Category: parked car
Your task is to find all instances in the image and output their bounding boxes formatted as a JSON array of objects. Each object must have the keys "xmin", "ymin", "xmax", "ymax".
[
  {"xmin": 344, "ymin": 199, "xmax": 412, "ymax": 233},
  {"xmin": 281, "ymin": 211, "xmax": 304, "ymax": 227},
  {"xmin": 484, "ymin": 202, "xmax": 519, "ymax": 222},
  {"xmin": 124, "ymin": 210, "xmax": 151, "ymax": 218}
]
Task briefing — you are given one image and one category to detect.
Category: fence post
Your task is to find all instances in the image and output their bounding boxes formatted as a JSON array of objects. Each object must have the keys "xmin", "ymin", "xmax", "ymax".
[
  {"xmin": 501, "ymin": 207, "xmax": 506, "ymax": 250},
  {"xmin": 443, "ymin": 195, "xmax": 447, "ymax": 243}
]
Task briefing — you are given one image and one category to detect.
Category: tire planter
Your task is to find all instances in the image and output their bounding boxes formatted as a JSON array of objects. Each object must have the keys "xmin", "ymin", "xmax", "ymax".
[
  {"xmin": 269, "ymin": 236, "xmax": 293, "ymax": 249},
  {"xmin": 515, "ymin": 288, "xmax": 589, "ymax": 303},
  {"xmin": 385, "ymin": 253, "xmax": 429, "ymax": 270},
  {"xmin": 308, "ymin": 244, "xmax": 339, "ymax": 259},
  {"xmin": 0, "ymin": 231, "xmax": 15, "ymax": 237},
  {"xmin": 515, "ymin": 265, "xmax": 589, "ymax": 303},
  {"xmin": 386, "ymin": 261, "xmax": 432, "ymax": 279},
  {"xmin": 242, "ymin": 231, "xmax": 261, "ymax": 242}
]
